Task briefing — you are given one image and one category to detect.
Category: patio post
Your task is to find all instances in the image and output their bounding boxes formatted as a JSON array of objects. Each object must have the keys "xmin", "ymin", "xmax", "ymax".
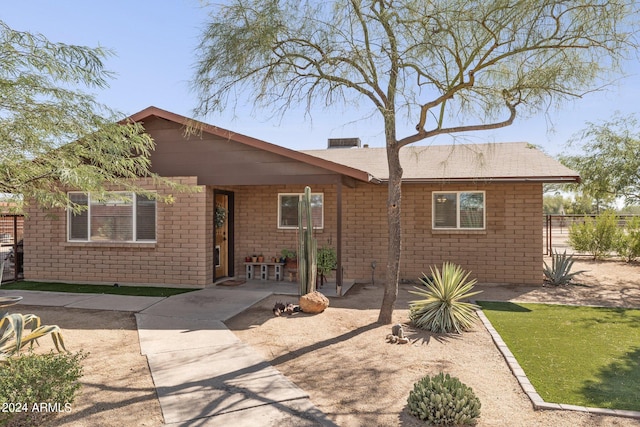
[{"xmin": 336, "ymin": 178, "xmax": 343, "ymax": 295}]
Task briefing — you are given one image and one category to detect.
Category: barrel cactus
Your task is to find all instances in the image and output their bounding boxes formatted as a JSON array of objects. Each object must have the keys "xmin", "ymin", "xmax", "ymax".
[{"xmin": 407, "ymin": 373, "xmax": 481, "ymax": 425}]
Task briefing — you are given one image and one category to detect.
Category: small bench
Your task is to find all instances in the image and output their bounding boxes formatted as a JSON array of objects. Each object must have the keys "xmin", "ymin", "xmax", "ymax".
[{"xmin": 245, "ymin": 262, "xmax": 284, "ymax": 281}]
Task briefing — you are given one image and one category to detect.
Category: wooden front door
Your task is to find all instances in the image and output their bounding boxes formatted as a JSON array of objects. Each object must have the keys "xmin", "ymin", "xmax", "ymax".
[{"xmin": 214, "ymin": 191, "xmax": 233, "ymax": 280}]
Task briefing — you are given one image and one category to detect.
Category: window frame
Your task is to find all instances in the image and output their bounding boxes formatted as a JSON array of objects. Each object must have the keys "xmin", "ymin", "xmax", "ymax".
[
  {"xmin": 432, "ymin": 191, "xmax": 486, "ymax": 230},
  {"xmin": 67, "ymin": 191, "xmax": 157, "ymax": 243},
  {"xmin": 277, "ymin": 192, "xmax": 324, "ymax": 230}
]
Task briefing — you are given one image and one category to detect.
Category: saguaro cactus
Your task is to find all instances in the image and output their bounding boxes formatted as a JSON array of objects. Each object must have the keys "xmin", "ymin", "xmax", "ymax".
[{"xmin": 298, "ymin": 186, "xmax": 317, "ymax": 295}]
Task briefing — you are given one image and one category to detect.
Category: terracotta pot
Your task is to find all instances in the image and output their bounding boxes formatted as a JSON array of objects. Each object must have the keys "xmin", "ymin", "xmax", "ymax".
[{"xmin": 285, "ymin": 258, "xmax": 297, "ymax": 269}]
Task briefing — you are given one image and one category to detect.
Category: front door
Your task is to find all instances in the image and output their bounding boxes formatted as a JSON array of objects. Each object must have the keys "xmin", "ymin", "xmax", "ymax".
[{"xmin": 214, "ymin": 190, "xmax": 234, "ymax": 280}]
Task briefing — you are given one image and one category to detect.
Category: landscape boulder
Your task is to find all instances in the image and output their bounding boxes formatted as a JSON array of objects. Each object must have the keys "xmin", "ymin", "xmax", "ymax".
[{"xmin": 299, "ymin": 291, "xmax": 329, "ymax": 314}]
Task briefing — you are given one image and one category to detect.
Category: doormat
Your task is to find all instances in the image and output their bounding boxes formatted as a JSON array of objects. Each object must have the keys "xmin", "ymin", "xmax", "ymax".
[{"xmin": 217, "ymin": 280, "xmax": 245, "ymax": 287}]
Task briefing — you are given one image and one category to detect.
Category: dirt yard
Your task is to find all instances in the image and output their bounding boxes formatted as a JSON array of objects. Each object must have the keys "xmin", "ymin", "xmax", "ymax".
[{"xmin": 14, "ymin": 258, "xmax": 640, "ymax": 426}]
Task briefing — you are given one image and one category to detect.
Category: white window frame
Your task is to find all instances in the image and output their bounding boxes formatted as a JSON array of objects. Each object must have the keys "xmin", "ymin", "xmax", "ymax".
[
  {"xmin": 67, "ymin": 191, "xmax": 157, "ymax": 242},
  {"xmin": 432, "ymin": 191, "xmax": 486, "ymax": 230},
  {"xmin": 277, "ymin": 193, "xmax": 324, "ymax": 230}
]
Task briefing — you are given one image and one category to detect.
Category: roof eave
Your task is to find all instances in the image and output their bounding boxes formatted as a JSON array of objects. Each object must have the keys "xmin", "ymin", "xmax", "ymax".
[{"xmin": 380, "ymin": 176, "xmax": 581, "ymax": 184}]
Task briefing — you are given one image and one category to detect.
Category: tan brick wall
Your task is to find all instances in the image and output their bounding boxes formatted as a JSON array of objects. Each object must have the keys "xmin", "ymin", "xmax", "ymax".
[
  {"xmin": 24, "ymin": 179, "xmax": 542, "ymax": 287},
  {"xmin": 24, "ymin": 176, "xmax": 211, "ymax": 287},
  {"xmin": 229, "ymin": 182, "xmax": 542, "ymax": 285},
  {"xmin": 396, "ymin": 183, "xmax": 542, "ymax": 285},
  {"xmin": 231, "ymin": 184, "xmax": 339, "ymax": 277}
]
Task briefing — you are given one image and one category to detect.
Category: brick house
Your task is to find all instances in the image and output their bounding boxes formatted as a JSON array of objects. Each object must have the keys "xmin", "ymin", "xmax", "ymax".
[{"xmin": 24, "ymin": 106, "xmax": 579, "ymax": 288}]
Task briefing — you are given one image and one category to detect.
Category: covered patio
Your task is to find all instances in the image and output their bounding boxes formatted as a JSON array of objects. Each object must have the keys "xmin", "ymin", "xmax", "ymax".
[{"xmin": 132, "ymin": 107, "xmax": 374, "ymax": 290}]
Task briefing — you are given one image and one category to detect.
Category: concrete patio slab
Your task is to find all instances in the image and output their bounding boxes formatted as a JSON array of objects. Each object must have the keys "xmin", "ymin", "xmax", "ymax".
[
  {"xmin": 147, "ymin": 343, "xmax": 309, "ymax": 424},
  {"xmin": 140, "ymin": 288, "xmax": 273, "ymax": 321},
  {"xmin": 236, "ymin": 279, "xmax": 356, "ymax": 298},
  {"xmin": 0, "ymin": 289, "xmax": 163, "ymax": 312},
  {"xmin": 66, "ymin": 294, "xmax": 164, "ymax": 312},
  {"xmin": 136, "ymin": 314, "xmax": 239, "ymax": 355},
  {"xmin": 0, "ymin": 289, "xmax": 94, "ymax": 307}
]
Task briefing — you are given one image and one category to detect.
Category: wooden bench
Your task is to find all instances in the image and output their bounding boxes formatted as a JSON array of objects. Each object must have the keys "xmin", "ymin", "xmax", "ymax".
[{"xmin": 244, "ymin": 262, "xmax": 284, "ymax": 281}]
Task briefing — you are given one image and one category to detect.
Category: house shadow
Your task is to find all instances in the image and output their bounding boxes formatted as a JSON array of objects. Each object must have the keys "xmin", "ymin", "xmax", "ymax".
[
  {"xmin": 476, "ymin": 301, "xmax": 532, "ymax": 312},
  {"xmin": 580, "ymin": 347, "xmax": 640, "ymax": 412}
]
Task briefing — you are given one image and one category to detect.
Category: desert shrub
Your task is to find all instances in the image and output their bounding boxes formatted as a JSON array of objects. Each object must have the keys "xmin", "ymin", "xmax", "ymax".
[
  {"xmin": 407, "ymin": 372, "xmax": 481, "ymax": 425},
  {"xmin": 568, "ymin": 211, "xmax": 620, "ymax": 260},
  {"xmin": 0, "ymin": 350, "xmax": 86, "ymax": 426},
  {"xmin": 409, "ymin": 263, "xmax": 481, "ymax": 334},
  {"xmin": 614, "ymin": 216, "xmax": 640, "ymax": 262},
  {"xmin": 543, "ymin": 251, "xmax": 587, "ymax": 286}
]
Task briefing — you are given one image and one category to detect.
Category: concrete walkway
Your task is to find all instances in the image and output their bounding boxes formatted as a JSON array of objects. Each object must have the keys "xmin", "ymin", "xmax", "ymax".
[{"xmin": 0, "ymin": 287, "xmax": 337, "ymax": 426}]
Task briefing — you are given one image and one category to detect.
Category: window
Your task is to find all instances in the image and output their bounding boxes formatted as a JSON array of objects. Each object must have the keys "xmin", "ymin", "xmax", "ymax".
[
  {"xmin": 68, "ymin": 192, "xmax": 157, "ymax": 242},
  {"xmin": 433, "ymin": 191, "xmax": 485, "ymax": 230},
  {"xmin": 278, "ymin": 193, "xmax": 324, "ymax": 229}
]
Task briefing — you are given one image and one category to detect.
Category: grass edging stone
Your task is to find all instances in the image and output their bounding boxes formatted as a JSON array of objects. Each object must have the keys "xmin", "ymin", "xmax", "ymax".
[{"xmin": 475, "ymin": 302, "xmax": 640, "ymax": 420}]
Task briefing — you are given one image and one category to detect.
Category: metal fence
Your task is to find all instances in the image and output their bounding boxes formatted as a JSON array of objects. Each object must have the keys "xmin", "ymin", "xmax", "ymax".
[
  {"xmin": 0, "ymin": 214, "xmax": 24, "ymax": 283},
  {"xmin": 544, "ymin": 214, "xmax": 639, "ymax": 256}
]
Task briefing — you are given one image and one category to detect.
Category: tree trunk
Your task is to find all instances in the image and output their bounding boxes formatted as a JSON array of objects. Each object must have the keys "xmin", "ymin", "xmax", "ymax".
[{"xmin": 378, "ymin": 142, "xmax": 403, "ymax": 324}]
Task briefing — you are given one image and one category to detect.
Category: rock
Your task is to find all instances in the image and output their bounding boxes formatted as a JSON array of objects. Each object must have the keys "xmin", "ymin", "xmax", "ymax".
[
  {"xmin": 299, "ymin": 291, "xmax": 329, "ymax": 314},
  {"xmin": 391, "ymin": 324, "xmax": 405, "ymax": 338}
]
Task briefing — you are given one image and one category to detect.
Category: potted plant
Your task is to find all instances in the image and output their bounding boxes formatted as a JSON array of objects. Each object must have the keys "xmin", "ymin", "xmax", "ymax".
[
  {"xmin": 251, "ymin": 254, "xmax": 257, "ymax": 262},
  {"xmin": 317, "ymin": 246, "xmax": 337, "ymax": 288},
  {"xmin": 281, "ymin": 249, "xmax": 297, "ymax": 268},
  {"xmin": 257, "ymin": 254, "xmax": 264, "ymax": 262}
]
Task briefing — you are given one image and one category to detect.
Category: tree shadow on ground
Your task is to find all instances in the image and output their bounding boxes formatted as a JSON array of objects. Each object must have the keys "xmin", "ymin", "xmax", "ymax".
[
  {"xmin": 580, "ymin": 347, "xmax": 640, "ymax": 411},
  {"xmin": 269, "ymin": 322, "xmax": 380, "ymax": 366}
]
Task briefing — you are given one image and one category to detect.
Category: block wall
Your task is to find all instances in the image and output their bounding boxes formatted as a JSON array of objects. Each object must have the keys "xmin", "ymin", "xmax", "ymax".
[
  {"xmin": 23, "ymin": 179, "xmax": 543, "ymax": 287},
  {"xmin": 229, "ymin": 182, "xmax": 542, "ymax": 285},
  {"xmin": 24, "ymin": 176, "xmax": 210, "ymax": 287}
]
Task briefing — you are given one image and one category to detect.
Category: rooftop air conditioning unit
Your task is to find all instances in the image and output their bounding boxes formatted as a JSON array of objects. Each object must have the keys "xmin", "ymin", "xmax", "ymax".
[{"xmin": 327, "ymin": 138, "xmax": 361, "ymax": 149}]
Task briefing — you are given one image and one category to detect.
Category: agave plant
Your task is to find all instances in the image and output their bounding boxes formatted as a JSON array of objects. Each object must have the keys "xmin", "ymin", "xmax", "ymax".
[
  {"xmin": 0, "ymin": 312, "xmax": 66, "ymax": 362},
  {"xmin": 543, "ymin": 250, "xmax": 587, "ymax": 286},
  {"xmin": 409, "ymin": 263, "xmax": 482, "ymax": 334}
]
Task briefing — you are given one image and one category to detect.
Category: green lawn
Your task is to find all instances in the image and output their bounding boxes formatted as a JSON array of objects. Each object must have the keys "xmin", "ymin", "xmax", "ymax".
[
  {"xmin": 478, "ymin": 301, "xmax": 640, "ymax": 411},
  {"xmin": 0, "ymin": 281, "xmax": 197, "ymax": 297}
]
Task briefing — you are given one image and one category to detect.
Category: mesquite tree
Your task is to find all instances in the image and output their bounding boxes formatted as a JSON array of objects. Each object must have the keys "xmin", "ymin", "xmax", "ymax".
[
  {"xmin": 561, "ymin": 114, "xmax": 640, "ymax": 206},
  {"xmin": 0, "ymin": 21, "xmax": 178, "ymax": 211},
  {"xmin": 193, "ymin": 0, "xmax": 639, "ymax": 324}
]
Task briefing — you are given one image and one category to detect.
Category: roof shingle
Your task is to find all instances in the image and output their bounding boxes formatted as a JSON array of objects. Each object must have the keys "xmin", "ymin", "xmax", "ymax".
[{"xmin": 302, "ymin": 142, "xmax": 579, "ymax": 183}]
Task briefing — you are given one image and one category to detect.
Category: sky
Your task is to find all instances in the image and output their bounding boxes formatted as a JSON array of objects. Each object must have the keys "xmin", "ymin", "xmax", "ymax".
[{"xmin": 2, "ymin": 1, "xmax": 639, "ymax": 157}]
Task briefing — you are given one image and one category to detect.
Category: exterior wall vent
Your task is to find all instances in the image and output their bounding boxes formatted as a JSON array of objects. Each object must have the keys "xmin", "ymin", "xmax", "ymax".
[{"xmin": 327, "ymin": 138, "xmax": 361, "ymax": 149}]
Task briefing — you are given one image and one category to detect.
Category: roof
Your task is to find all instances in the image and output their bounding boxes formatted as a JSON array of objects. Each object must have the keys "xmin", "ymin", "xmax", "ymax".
[
  {"xmin": 128, "ymin": 107, "xmax": 578, "ymax": 185},
  {"xmin": 128, "ymin": 106, "xmax": 374, "ymax": 184},
  {"xmin": 302, "ymin": 142, "xmax": 579, "ymax": 183}
]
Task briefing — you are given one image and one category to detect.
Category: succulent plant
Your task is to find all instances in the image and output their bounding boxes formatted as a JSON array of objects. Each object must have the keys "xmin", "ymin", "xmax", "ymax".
[
  {"xmin": 543, "ymin": 250, "xmax": 587, "ymax": 286},
  {"xmin": 407, "ymin": 372, "xmax": 481, "ymax": 425}
]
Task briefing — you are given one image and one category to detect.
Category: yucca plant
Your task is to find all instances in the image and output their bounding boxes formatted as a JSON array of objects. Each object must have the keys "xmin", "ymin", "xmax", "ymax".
[
  {"xmin": 0, "ymin": 312, "xmax": 66, "ymax": 362},
  {"xmin": 543, "ymin": 250, "xmax": 587, "ymax": 286},
  {"xmin": 409, "ymin": 263, "xmax": 482, "ymax": 334}
]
